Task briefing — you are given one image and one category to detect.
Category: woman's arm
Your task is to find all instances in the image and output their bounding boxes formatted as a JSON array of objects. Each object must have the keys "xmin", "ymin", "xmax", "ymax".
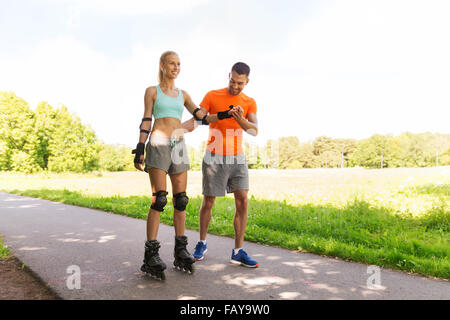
[
  {"xmin": 133, "ymin": 87, "xmax": 155, "ymax": 171},
  {"xmin": 183, "ymin": 90, "xmax": 206, "ymax": 119},
  {"xmin": 139, "ymin": 87, "xmax": 155, "ymax": 142}
]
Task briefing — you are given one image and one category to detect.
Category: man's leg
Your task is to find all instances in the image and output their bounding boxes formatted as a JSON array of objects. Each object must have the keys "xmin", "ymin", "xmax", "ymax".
[
  {"xmin": 233, "ymin": 189, "xmax": 248, "ymax": 249},
  {"xmin": 192, "ymin": 195, "xmax": 216, "ymax": 261},
  {"xmin": 199, "ymin": 196, "xmax": 216, "ymax": 240},
  {"xmin": 230, "ymin": 189, "xmax": 258, "ymax": 268},
  {"xmin": 195, "ymin": 150, "xmax": 226, "ymax": 260}
]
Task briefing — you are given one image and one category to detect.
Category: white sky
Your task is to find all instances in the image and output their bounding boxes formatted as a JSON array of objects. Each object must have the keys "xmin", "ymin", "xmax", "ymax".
[{"xmin": 1, "ymin": 0, "xmax": 449, "ymax": 148}]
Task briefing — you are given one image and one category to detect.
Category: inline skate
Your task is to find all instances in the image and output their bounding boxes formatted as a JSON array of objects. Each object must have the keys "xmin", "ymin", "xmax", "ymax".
[
  {"xmin": 173, "ymin": 236, "xmax": 195, "ymax": 274},
  {"xmin": 141, "ymin": 240, "xmax": 167, "ymax": 280}
]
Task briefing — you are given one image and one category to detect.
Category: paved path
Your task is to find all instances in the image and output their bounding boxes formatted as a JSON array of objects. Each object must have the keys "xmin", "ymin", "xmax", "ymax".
[{"xmin": 0, "ymin": 191, "xmax": 448, "ymax": 300}]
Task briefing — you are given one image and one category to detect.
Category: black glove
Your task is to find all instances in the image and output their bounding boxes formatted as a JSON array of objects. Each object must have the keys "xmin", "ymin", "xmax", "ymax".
[
  {"xmin": 217, "ymin": 105, "xmax": 234, "ymax": 120},
  {"xmin": 132, "ymin": 142, "xmax": 145, "ymax": 164}
]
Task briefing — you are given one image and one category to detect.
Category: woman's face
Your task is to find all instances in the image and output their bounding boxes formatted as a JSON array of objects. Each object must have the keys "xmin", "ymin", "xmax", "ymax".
[{"xmin": 161, "ymin": 54, "xmax": 180, "ymax": 80}]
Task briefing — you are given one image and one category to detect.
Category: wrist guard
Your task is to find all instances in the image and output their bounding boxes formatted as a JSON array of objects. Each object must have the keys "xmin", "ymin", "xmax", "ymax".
[
  {"xmin": 217, "ymin": 105, "xmax": 234, "ymax": 120},
  {"xmin": 132, "ymin": 142, "xmax": 145, "ymax": 164},
  {"xmin": 201, "ymin": 115, "xmax": 209, "ymax": 125}
]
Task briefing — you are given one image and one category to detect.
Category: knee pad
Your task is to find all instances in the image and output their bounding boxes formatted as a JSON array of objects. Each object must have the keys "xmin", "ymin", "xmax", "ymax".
[
  {"xmin": 173, "ymin": 192, "xmax": 189, "ymax": 211},
  {"xmin": 151, "ymin": 191, "xmax": 168, "ymax": 212}
]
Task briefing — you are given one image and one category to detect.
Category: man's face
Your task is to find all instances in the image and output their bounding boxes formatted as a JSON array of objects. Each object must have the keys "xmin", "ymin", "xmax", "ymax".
[{"xmin": 228, "ymin": 70, "xmax": 249, "ymax": 95}]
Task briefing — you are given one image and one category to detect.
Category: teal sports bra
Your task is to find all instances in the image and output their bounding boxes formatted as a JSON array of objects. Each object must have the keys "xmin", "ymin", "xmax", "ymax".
[{"xmin": 153, "ymin": 85, "xmax": 184, "ymax": 120}]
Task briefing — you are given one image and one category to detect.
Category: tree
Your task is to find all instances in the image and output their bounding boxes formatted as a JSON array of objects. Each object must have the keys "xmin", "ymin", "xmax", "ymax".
[
  {"xmin": 312, "ymin": 136, "xmax": 341, "ymax": 168},
  {"xmin": 34, "ymin": 102, "xmax": 57, "ymax": 170},
  {"xmin": 47, "ymin": 105, "xmax": 99, "ymax": 172},
  {"xmin": 265, "ymin": 139, "xmax": 280, "ymax": 169},
  {"xmin": 350, "ymin": 134, "xmax": 392, "ymax": 168},
  {"xmin": 277, "ymin": 136, "xmax": 301, "ymax": 169},
  {"xmin": 98, "ymin": 144, "xmax": 134, "ymax": 171},
  {"xmin": 0, "ymin": 92, "xmax": 41, "ymax": 172},
  {"xmin": 297, "ymin": 142, "xmax": 316, "ymax": 168}
]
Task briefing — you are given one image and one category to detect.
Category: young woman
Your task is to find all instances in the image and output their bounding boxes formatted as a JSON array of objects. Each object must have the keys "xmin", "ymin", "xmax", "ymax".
[{"xmin": 132, "ymin": 51, "xmax": 209, "ymax": 280}]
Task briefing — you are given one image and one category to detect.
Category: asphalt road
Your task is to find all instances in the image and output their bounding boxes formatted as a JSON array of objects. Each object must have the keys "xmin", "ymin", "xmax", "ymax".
[{"xmin": 0, "ymin": 191, "xmax": 448, "ymax": 300}]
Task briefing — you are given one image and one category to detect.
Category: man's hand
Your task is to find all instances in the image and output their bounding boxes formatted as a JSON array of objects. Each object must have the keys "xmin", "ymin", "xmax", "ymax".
[
  {"xmin": 229, "ymin": 105, "xmax": 244, "ymax": 121},
  {"xmin": 229, "ymin": 105, "xmax": 258, "ymax": 136}
]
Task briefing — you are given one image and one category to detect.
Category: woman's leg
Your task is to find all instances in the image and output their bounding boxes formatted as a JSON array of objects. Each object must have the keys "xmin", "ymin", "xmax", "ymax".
[
  {"xmin": 170, "ymin": 170, "xmax": 195, "ymax": 273},
  {"xmin": 169, "ymin": 170, "xmax": 188, "ymax": 237},
  {"xmin": 147, "ymin": 168, "xmax": 167, "ymax": 240}
]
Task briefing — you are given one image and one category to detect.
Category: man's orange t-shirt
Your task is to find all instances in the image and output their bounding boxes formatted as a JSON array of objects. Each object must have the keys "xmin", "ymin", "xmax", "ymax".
[{"xmin": 200, "ymin": 88, "xmax": 257, "ymax": 155}]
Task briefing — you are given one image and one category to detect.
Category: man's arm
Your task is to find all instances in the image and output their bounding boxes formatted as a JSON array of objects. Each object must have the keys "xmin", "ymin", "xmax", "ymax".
[{"xmin": 230, "ymin": 106, "xmax": 258, "ymax": 136}]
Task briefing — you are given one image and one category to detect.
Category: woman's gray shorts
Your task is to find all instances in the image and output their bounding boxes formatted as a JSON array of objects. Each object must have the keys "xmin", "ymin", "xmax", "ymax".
[
  {"xmin": 202, "ymin": 150, "xmax": 249, "ymax": 197},
  {"xmin": 144, "ymin": 136, "xmax": 190, "ymax": 175}
]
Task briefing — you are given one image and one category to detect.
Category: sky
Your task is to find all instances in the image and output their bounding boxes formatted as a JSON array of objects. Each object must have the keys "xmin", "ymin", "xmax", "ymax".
[{"xmin": 1, "ymin": 0, "xmax": 449, "ymax": 148}]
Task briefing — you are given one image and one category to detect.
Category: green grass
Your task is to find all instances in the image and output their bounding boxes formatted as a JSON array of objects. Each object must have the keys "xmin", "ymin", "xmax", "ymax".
[
  {"xmin": 0, "ymin": 236, "xmax": 12, "ymax": 260},
  {"xmin": 5, "ymin": 184, "xmax": 450, "ymax": 280}
]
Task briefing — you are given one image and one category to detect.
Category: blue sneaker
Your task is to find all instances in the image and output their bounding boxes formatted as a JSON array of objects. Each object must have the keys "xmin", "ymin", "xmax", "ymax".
[
  {"xmin": 193, "ymin": 241, "xmax": 207, "ymax": 261},
  {"xmin": 230, "ymin": 249, "xmax": 259, "ymax": 268}
]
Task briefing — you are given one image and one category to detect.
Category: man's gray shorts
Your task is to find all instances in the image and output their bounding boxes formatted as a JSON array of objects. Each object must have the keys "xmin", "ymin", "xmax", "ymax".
[
  {"xmin": 202, "ymin": 150, "xmax": 249, "ymax": 197},
  {"xmin": 144, "ymin": 136, "xmax": 190, "ymax": 175}
]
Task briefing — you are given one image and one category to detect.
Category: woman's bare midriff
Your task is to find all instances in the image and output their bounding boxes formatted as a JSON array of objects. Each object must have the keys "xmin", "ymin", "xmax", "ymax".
[{"xmin": 151, "ymin": 117, "xmax": 185, "ymax": 139}]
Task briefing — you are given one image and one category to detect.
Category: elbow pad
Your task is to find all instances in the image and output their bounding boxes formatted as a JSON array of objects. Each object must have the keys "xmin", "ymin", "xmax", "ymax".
[
  {"xmin": 140, "ymin": 117, "xmax": 152, "ymax": 135},
  {"xmin": 193, "ymin": 108, "xmax": 202, "ymax": 121}
]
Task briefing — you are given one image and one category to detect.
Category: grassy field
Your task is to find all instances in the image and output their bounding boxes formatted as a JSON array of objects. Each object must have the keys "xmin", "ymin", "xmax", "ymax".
[{"xmin": 1, "ymin": 167, "xmax": 449, "ymax": 279}]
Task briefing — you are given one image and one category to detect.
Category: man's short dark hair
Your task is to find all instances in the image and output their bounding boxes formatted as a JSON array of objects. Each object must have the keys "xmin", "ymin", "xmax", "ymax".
[{"xmin": 232, "ymin": 62, "xmax": 250, "ymax": 76}]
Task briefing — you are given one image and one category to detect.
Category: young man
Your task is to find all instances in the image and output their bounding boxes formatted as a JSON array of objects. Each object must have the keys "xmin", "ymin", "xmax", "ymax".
[{"xmin": 192, "ymin": 62, "xmax": 259, "ymax": 268}]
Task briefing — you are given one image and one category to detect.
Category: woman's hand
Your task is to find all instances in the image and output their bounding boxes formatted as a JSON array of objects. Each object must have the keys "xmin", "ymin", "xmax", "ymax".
[
  {"xmin": 134, "ymin": 155, "xmax": 145, "ymax": 171},
  {"xmin": 181, "ymin": 117, "xmax": 198, "ymax": 132}
]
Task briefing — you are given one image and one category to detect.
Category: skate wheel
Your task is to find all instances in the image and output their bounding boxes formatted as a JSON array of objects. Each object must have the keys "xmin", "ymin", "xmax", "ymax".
[{"xmin": 151, "ymin": 272, "xmax": 165, "ymax": 281}]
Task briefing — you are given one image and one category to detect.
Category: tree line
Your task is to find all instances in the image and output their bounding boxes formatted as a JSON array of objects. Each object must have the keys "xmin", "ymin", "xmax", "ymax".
[
  {"xmin": 1, "ymin": 91, "xmax": 449, "ymax": 173},
  {"xmin": 245, "ymin": 133, "xmax": 450, "ymax": 169},
  {"xmin": 0, "ymin": 91, "xmax": 132, "ymax": 173}
]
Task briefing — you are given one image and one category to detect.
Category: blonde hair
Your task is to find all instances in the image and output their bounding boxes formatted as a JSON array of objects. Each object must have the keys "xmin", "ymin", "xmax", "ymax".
[{"xmin": 158, "ymin": 50, "xmax": 178, "ymax": 83}]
